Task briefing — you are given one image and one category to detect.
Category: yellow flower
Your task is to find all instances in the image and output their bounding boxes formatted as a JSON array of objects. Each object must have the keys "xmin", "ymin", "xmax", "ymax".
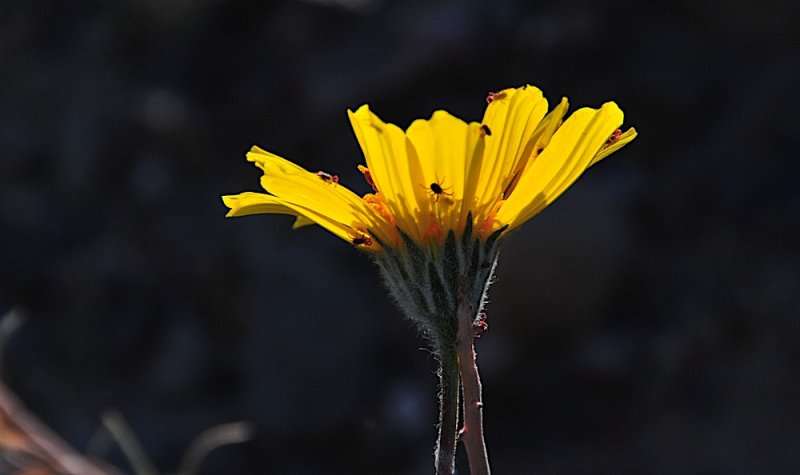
[
  {"xmin": 223, "ymin": 85, "xmax": 637, "ymax": 473},
  {"xmin": 222, "ymin": 85, "xmax": 636, "ymax": 253}
]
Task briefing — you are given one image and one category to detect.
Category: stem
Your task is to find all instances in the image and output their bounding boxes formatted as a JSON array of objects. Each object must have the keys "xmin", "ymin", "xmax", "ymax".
[
  {"xmin": 435, "ymin": 345, "xmax": 460, "ymax": 475},
  {"xmin": 456, "ymin": 297, "xmax": 491, "ymax": 475}
]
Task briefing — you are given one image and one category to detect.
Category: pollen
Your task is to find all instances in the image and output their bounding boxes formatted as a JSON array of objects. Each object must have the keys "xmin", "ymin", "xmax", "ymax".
[{"xmin": 363, "ymin": 193, "xmax": 395, "ymax": 225}]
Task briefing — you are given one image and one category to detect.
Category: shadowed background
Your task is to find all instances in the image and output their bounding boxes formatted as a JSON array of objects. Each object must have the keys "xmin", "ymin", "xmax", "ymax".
[{"xmin": 1, "ymin": 0, "xmax": 799, "ymax": 473}]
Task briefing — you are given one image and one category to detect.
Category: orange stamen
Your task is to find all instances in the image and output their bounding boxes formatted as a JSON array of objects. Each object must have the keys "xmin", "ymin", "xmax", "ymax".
[
  {"xmin": 481, "ymin": 199, "xmax": 504, "ymax": 236},
  {"xmin": 363, "ymin": 193, "xmax": 395, "ymax": 225},
  {"xmin": 423, "ymin": 219, "xmax": 442, "ymax": 243}
]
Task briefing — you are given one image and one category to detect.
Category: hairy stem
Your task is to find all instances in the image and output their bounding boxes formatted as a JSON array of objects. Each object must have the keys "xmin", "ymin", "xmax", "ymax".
[
  {"xmin": 456, "ymin": 297, "xmax": 491, "ymax": 475},
  {"xmin": 435, "ymin": 345, "xmax": 460, "ymax": 475}
]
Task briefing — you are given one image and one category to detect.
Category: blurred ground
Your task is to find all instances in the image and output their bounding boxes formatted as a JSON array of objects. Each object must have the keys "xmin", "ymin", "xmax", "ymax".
[{"xmin": 1, "ymin": 0, "xmax": 799, "ymax": 473}]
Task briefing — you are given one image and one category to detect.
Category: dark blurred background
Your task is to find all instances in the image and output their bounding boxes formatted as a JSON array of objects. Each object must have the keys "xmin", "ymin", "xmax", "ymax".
[{"xmin": 1, "ymin": 0, "xmax": 799, "ymax": 473}]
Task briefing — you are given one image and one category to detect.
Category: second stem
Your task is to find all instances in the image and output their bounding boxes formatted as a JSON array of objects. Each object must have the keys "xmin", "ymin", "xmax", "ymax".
[
  {"xmin": 456, "ymin": 297, "xmax": 491, "ymax": 475},
  {"xmin": 435, "ymin": 345, "xmax": 460, "ymax": 475}
]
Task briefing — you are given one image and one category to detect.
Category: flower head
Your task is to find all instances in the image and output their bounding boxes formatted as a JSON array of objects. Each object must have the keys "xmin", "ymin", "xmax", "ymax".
[
  {"xmin": 223, "ymin": 85, "xmax": 636, "ymax": 252},
  {"xmin": 223, "ymin": 85, "xmax": 636, "ymax": 472},
  {"xmin": 223, "ymin": 85, "xmax": 636, "ymax": 341}
]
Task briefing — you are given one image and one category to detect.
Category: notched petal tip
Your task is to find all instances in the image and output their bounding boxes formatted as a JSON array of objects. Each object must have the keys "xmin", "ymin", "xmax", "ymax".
[
  {"xmin": 221, "ymin": 194, "xmax": 235, "ymax": 206},
  {"xmin": 222, "ymin": 193, "xmax": 254, "ymax": 215},
  {"xmin": 245, "ymin": 145, "xmax": 280, "ymax": 173},
  {"xmin": 348, "ymin": 104, "xmax": 375, "ymax": 121},
  {"xmin": 246, "ymin": 145, "xmax": 268, "ymax": 162},
  {"xmin": 349, "ymin": 103, "xmax": 393, "ymax": 135},
  {"xmin": 600, "ymin": 100, "xmax": 623, "ymax": 113}
]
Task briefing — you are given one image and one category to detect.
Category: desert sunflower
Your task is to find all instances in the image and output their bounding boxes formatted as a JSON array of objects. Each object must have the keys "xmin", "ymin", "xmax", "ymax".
[{"xmin": 223, "ymin": 84, "xmax": 636, "ymax": 474}]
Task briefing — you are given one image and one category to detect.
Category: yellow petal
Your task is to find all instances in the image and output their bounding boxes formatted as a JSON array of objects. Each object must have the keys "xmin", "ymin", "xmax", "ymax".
[
  {"xmin": 459, "ymin": 122, "xmax": 488, "ymax": 230},
  {"xmin": 276, "ymin": 199, "xmax": 382, "ymax": 251},
  {"xmin": 406, "ymin": 110, "xmax": 474, "ymax": 232},
  {"xmin": 222, "ymin": 192, "xmax": 297, "ymax": 218},
  {"xmin": 532, "ymin": 97, "xmax": 570, "ymax": 148},
  {"xmin": 589, "ymin": 127, "xmax": 638, "ymax": 167},
  {"xmin": 221, "ymin": 191, "xmax": 378, "ymax": 248},
  {"xmin": 500, "ymin": 97, "xmax": 570, "ymax": 200},
  {"xmin": 253, "ymin": 149, "xmax": 372, "ymax": 226},
  {"xmin": 292, "ymin": 215, "xmax": 315, "ymax": 229},
  {"xmin": 496, "ymin": 102, "xmax": 624, "ymax": 229},
  {"xmin": 248, "ymin": 145, "xmax": 305, "ymax": 173},
  {"xmin": 246, "ymin": 146, "xmax": 395, "ymax": 246},
  {"xmin": 473, "ymin": 85, "xmax": 548, "ymax": 224},
  {"xmin": 348, "ymin": 105, "xmax": 427, "ymax": 241}
]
